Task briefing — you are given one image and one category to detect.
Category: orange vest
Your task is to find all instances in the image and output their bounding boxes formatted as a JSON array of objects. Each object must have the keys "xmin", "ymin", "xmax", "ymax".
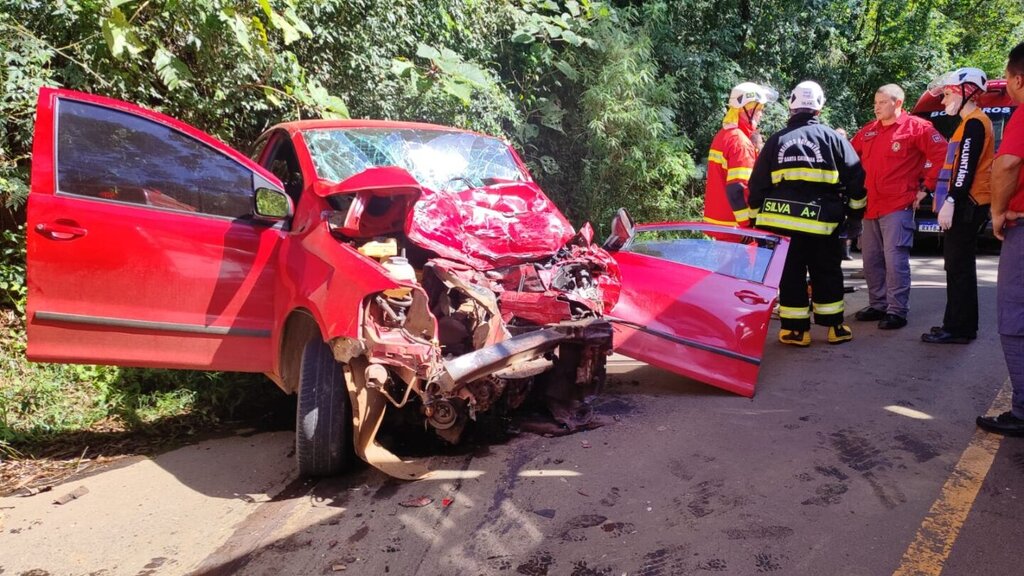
[{"xmin": 935, "ymin": 107, "xmax": 994, "ymax": 206}]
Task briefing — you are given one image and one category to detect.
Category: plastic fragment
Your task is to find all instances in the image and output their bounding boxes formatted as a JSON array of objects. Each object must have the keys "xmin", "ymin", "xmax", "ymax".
[
  {"xmin": 399, "ymin": 496, "xmax": 433, "ymax": 507},
  {"xmin": 441, "ymin": 497, "xmax": 454, "ymax": 508}
]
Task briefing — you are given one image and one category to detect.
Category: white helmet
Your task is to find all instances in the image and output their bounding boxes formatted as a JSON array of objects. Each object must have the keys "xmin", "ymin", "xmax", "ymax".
[
  {"xmin": 927, "ymin": 67, "xmax": 988, "ymax": 97},
  {"xmin": 728, "ymin": 82, "xmax": 778, "ymax": 109},
  {"xmin": 788, "ymin": 80, "xmax": 826, "ymax": 111}
]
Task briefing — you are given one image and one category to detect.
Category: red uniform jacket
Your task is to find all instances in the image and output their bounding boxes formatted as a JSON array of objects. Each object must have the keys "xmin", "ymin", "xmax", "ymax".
[
  {"xmin": 704, "ymin": 126, "xmax": 757, "ymax": 226},
  {"xmin": 1001, "ymin": 107, "xmax": 1024, "ymax": 213},
  {"xmin": 851, "ymin": 112, "xmax": 947, "ymax": 219}
]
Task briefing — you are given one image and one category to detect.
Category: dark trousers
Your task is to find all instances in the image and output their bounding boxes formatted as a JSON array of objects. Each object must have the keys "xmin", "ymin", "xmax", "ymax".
[
  {"xmin": 941, "ymin": 203, "xmax": 989, "ymax": 336},
  {"xmin": 779, "ymin": 232, "xmax": 845, "ymax": 331}
]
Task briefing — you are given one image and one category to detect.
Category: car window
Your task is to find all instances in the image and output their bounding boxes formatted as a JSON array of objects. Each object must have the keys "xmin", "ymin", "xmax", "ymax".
[
  {"xmin": 989, "ymin": 108, "xmax": 1015, "ymax": 149},
  {"xmin": 264, "ymin": 137, "xmax": 303, "ymax": 204},
  {"xmin": 303, "ymin": 128, "xmax": 527, "ymax": 191},
  {"xmin": 919, "ymin": 106, "xmax": 1017, "ymax": 150},
  {"xmin": 624, "ymin": 228, "xmax": 777, "ymax": 283},
  {"xmin": 56, "ymin": 99, "xmax": 254, "ymax": 218}
]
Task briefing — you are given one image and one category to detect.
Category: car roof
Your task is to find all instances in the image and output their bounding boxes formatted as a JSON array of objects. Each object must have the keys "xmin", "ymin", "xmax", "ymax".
[
  {"xmin": 911, "ymin": 79, "xmax": 1012, "ymax": 113},
  {"xmin": 272, "ymin": 118, "xmax": 484, "ymax": 136}
]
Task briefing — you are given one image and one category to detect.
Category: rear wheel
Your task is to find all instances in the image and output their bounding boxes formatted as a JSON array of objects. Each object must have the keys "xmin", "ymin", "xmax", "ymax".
[{"xmin": 296, "ymin": 338, "xmax": 352, "ymax": 477}]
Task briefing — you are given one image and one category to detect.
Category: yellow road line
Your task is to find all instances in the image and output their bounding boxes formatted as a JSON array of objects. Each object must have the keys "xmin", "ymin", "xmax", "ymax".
[{"xmin": 892, "ymin": 380, "xmax": 1012, "ymax": 576}]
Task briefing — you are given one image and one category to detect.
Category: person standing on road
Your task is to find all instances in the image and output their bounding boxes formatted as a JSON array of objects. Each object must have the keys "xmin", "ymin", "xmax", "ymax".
[
  {"xmin": 748, "ymin": 81, "xmax": 866, "ymax": 346},
  {"xmin": 835, "ymin": 128, "xmax": 861, "ymax": 261},
  {"xmin": 921, "ymin": 68, "xmax": 994, "ymax": 345},
  {"xmin": 850, "ymin": 84, "xmax": 947, "ymax": 330},
  {"xmin": 978, "ymin": 42, "xmax": 1024, "ymax": 436},
  {"xmin": 704, "ymin": 82, "xmax": 778, "ymax": 229}
]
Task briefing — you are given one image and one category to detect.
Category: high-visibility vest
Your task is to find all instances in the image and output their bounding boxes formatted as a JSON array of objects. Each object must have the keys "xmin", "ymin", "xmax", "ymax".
[{"xmin": 933, "ymin": 107, "xmax": 994, "ymax": 207}]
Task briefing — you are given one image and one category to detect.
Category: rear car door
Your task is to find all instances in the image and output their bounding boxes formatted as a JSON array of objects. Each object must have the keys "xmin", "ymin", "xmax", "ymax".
[
  {"xmin": 27, "ymin": 88, "xmax": 286, "ymax": 371},
  {"xmin": 606, "ymin": 222, "xmax": 789, "ymax": 397}
]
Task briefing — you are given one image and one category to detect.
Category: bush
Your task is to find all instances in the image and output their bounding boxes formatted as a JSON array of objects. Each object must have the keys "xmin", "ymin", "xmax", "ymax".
[{"xmin": 0, "ymin": 225, "xmax": 25, "ymax": 312}]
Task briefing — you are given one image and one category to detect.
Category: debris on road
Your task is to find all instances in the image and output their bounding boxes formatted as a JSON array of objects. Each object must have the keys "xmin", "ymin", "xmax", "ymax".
[
  {"xmin": 441, "ymin": 497, "xmax": 454, "ymax": 508},
  {"xmin": 581, "ymin": 440, "xmax": 591, "ymax": 448},
  {"xmin": 399, "ymin": 496, "xmax": 433, "ymax": 508},
  {"xmin": 19, "ymin": 485, "xmax": 53, "ymax": 497},
  {"xmin": 53, "ymin": 486, "xmax": 89, "ymax": 505},
  {"xmin": 533, "ymin": 509, "xmax": 556, "ymax": 519}
]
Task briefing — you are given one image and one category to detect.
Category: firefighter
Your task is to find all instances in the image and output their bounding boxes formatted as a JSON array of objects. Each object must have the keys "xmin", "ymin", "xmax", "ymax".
[
  {"xmin": 749, "ymin": 81, "xmax": 867, "ymax": 346},
  {"xmin": 703, "ymin": 82, "xmax": 778, "ymax": 229}
]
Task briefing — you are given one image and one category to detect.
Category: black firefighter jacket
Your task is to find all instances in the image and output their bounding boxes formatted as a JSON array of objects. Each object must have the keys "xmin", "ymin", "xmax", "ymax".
[{"xmin": 748, "ymin": 113, "xmax": 866, "ymax": 236}]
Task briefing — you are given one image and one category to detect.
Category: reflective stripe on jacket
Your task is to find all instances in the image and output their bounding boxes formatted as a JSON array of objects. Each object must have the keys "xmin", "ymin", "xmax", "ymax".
[
  {"xmin": 747, "ymin": 114, "xmax": 866, "ymax": 236},
  {"xmin": 704, "ymin": 126, "xmax": 757, "ymax": 225}
]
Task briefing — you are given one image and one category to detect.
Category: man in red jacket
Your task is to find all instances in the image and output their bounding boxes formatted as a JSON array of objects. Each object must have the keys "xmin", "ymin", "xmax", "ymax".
[
  {"xmin": 978, "ymin": 41, "xmax": 1024, "ymax": 436},
  {"xmin": 704, "ymin": 82, "xmax": 777, "ymax": 229},
  {"xmin": 850, "ymin": 84, "xmax": 948, "ymax": 330}
]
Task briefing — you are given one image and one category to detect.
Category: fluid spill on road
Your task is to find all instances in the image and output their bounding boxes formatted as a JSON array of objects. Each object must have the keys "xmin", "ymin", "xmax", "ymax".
[
  {"xmin": 560, "ymin": 514, "xmax": 608, "ymax": 542},
  {"xmin": 636, "ymin": 546, "xmax": 688, "ymax": 576},
  {"xmin": 894, "ymin": 432, "xmax": 942, "ymax": 463},
  {"xmin": 515, "ymin": 549, "xmax": 555, "ymax": 576},
  {"xmin": 724, "ymin": 525, "xmax": 794, "ymax": 540},
  {"xmin": 801, "ymin": 483, "xmax": 848, "ymax": 506}
]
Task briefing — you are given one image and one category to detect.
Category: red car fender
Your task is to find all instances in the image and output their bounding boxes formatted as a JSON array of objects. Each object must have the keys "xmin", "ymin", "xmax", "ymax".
[{"xmin": 276, "ymin": 222, "xmax": 401, "ymax": 340}]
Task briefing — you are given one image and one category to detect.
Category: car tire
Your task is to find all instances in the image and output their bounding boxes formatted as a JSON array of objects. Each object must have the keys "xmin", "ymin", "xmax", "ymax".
[{"xmin": 296, "ymin": 338, "xmax": 352, "ymax": 477}]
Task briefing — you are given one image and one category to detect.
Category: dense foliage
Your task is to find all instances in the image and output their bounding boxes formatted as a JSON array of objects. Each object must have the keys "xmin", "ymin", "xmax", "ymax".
[
  {"xmin": 0, "ymin": 0, "xmax": 1021, "ymax": 446},
  {"xmin": 2, "ymin": 0, "xmax": 1022, "ymax": 230}
]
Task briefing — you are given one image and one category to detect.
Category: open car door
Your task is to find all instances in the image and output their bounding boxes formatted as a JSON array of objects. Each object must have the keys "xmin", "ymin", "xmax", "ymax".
[
  {"xmin": 604, "ymin": 210, "xmax": 789, "ymax": 397},
  {"xmin": 26, "ymin": 88, "xmax": 291, "ymax": 371}
]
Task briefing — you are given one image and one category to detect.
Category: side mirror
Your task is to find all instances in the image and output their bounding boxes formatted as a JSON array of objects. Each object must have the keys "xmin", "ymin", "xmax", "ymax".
[
  {"xmin": 602, "ymin": 208, "xmax": 635, "ymax": 251},
  {"xmin": 254, "ymin": 187, "xmax": 293, "ymax": 220}
]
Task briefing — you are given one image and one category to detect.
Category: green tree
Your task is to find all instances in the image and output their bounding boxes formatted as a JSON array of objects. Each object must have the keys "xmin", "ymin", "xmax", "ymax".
[{"xmin": 0, "ymin": 0, "xmax": 349, "ymax": 225}]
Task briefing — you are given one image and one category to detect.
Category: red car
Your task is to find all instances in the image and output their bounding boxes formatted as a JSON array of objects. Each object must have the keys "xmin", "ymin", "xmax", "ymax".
[{"xmin": 26, "ymin": 88, "xmax": 789, "ymax": 479}]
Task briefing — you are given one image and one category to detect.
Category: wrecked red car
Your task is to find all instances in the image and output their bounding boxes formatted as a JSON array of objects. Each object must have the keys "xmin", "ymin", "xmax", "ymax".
[{"xmin": 25, "ymin": 88, "xmax": 789, "ymax": 479}]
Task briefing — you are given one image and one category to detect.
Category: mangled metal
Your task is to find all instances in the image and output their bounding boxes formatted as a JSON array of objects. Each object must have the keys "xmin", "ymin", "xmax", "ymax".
[{"xmin": 313, "ymin": 141, "xmax": 619, "ymax": 477}]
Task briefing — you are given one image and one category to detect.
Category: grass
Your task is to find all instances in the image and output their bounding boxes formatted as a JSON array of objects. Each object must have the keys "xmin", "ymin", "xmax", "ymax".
[
  {"xmin": 0, "ymin": 227, "xmax": 290, "ymax": 463},
  {"xmin": 1, "ymin": 307, "xmax": 288, "ymax": 457}
]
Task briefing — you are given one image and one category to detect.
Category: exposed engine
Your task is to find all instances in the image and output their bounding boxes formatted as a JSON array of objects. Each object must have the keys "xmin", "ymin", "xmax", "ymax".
[{"xmin": 348, "ymin": 231, "xmax": 616, "ymax": 446}]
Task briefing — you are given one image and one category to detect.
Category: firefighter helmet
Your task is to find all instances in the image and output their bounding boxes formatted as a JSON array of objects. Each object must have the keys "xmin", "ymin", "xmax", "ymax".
[
  {"xmin": 927, "ymin": 67, "xmax": 988, "ymax": 97},
  {"xmin": 728, "ymin": 82, "xmax": 778, "ymax": 109},
  {"xmin": 788, "ymin": 81, "xmax": 826, "ymax": 111}
]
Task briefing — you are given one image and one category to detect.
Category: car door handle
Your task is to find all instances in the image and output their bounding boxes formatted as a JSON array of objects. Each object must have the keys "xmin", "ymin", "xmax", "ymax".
[
  {"xmin": 734, "ymin": 290, "xmax": 769, "ymax": 305},
  {"xmin": 36, "ymin": 222, "xmax": 88, "ymax": 240}
]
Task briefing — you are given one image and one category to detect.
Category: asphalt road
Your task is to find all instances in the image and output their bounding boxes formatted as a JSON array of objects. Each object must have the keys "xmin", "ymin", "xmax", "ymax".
[{"xmin": 1, "ymin": 252, "xmax": 1021, "ymax": 576}]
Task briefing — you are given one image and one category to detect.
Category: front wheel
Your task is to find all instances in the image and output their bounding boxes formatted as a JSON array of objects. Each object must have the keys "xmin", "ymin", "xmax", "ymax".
[{"xmin": 296, "ymin": 338, "xmax": 352, "ymax": 477}]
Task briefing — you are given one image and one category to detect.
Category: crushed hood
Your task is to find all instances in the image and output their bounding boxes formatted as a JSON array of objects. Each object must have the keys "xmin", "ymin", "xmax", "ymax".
[
  {"xmin": 407, "ymin": 183, "xmax": 576, "ymax": 270},
  {"xmin": 322, "ymin": 167, "xmax": 576, "ymax": 270}
]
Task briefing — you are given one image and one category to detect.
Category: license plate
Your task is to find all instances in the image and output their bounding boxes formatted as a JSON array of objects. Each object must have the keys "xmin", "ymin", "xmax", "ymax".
[{"xmin": 917, "ymin": 221, "xmax": 941, "ymax": 233}]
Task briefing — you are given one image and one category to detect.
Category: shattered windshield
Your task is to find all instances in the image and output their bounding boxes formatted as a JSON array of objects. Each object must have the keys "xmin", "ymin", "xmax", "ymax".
[{"xmin": 303, "ymin": 128, "xmax": 528, "ymax": 190}]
